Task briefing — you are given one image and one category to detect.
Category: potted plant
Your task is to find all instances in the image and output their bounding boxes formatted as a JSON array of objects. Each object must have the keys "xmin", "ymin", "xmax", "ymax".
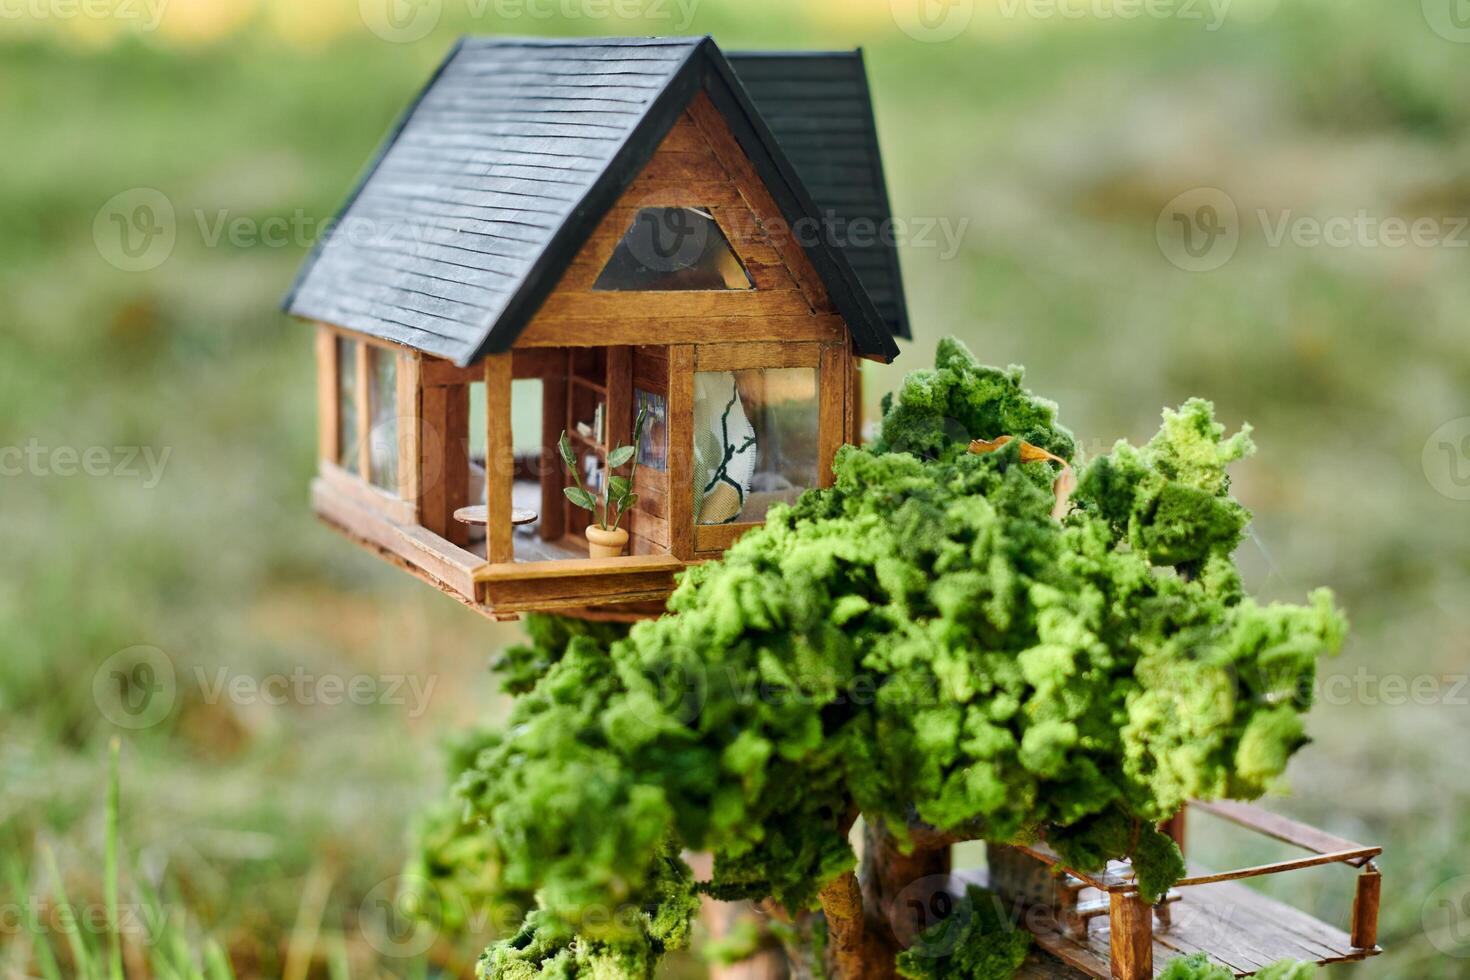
[{"xmin": 559, "ymin": 407, "xmax": 647, "ymax": 558}]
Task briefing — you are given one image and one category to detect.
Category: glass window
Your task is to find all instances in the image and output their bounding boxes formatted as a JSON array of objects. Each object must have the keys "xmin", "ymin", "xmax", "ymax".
[
  {"xmin": 593, "ymin": 207, "xmax": 753, "ymax": 291},
  {"xmin": 368, "ymin": 345, "xmax": 398, "ymax": 491},
  {"xmin": 635, "ymin": 389, "xmax": 667, "ymax": 472},
  {"xmin": 336, "ymin": 337, "xmax": 360, "ymax": 473},
  {"xmin": 693, "ymin": 368, "xmax": 819, "ymax": 525}
]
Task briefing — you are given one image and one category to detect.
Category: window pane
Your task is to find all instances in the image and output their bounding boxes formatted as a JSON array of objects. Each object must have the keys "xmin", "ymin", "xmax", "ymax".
[
  {"xmin": 336, "ymin": 337, "xmax": 360, "ymax": 473},
  {"xmin": 693, "ymin": 368, "xmax": 819, "ymax": 525},
  {"xmin": 593, "ymin": 207, "xmax": 753, "ymax": 291},
  {"xmin": 368, "ymin": 346, "xmax": 398, "ymax": 491},
  {"xmin": 635, "ymin": 389, "xmax": 667, "ymax": 472}
]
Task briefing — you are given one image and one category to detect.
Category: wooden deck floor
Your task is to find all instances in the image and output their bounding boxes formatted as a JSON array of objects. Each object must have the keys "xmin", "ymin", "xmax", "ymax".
[
  {"xmin": 955, "ymin": 868, "xmax": 1378, "ymax": 978},
  {"xmin": 1037, "ymin": 881, "xmax": 1376, "ymax": 977}
]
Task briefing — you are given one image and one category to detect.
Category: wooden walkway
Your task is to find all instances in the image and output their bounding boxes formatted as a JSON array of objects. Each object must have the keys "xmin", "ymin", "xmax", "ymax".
[{"xmin": 1024, "ymin": 879, "xmax": 1379, "ymax": 977}]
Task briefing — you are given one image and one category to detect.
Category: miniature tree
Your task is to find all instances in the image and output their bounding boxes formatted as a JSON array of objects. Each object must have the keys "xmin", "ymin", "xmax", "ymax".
[{"xmin": 425, "ymin": 338, "xmax": 1343, "ymax": 979}]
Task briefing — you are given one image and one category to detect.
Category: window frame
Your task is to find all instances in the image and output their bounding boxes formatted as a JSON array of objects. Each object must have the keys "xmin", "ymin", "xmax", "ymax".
[
  {"xmin": 316, "ymin": 325, "xmax": 421, "ymax": 525},
  {"xmin": 686, "ymin": 341, "xmax": 845, "ymax": 556}
]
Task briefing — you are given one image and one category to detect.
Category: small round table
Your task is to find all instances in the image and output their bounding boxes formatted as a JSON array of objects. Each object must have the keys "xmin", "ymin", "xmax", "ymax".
[{"xmin": 453, "ymin": 505, "xmax": 538, "ymax": 527}]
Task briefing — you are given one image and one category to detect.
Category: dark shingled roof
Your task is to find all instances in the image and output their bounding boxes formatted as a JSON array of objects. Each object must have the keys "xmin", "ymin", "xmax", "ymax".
[
  {"xmin": 727, "ymin": 51, "xmax": 910, "ymax": 340},
  {"xmin": 283, "ymin": 36, "xmax": 903, "ymax": 366}
]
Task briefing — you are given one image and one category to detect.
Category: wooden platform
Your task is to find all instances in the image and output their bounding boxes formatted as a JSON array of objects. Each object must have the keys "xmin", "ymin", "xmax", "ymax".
[{"xmin": 955, "ymin": 865, "xmax": 1377, "ymax": 978}]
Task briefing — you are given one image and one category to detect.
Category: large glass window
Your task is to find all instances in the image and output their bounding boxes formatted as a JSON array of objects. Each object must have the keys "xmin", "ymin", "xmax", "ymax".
[
  {"xmin": 368, "ymin": 345, "xmax": 398, "ymax": 490},
  {"xmin": 693, "ymin": 368, "xmax": 819, "ymax": 525},
  {"xmin": 336, "ymin": 337, "xmax": 360, "ymax": 473},
  {"xmin": 594, "ymin": 207, "xmax": 753, "ymax": 291}
]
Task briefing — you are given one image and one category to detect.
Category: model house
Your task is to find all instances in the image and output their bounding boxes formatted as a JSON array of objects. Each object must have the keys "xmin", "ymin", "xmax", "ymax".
[{"xmin": 284, "ymin": 37, "xmax": 909, "ymax": 620}]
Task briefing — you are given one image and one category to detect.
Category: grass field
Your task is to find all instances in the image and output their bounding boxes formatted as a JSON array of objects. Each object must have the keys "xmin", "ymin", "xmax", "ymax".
[{"xmin": 2, "ymin": 1, "xmax": 1467, "ymax": 977}]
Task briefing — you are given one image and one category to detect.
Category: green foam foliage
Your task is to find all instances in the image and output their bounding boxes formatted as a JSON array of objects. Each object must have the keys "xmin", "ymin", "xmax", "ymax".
[{"xmin": 447, "ymin": 338, "xmax": 1344, "ymax": 979}]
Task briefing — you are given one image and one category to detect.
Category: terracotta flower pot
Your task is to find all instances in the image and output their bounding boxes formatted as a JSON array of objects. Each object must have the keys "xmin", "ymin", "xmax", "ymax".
[{"xmin": 585, "ymin": 525, "xmax": 629, "ymax": 558}]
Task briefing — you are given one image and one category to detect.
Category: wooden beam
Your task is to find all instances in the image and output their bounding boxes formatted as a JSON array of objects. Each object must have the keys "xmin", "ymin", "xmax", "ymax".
[
  {"xmin": 666, "ymin": 345, "xmax": 695, "ymax": 560},
  {"xmin": 1107, "ymin": 892, "xmax": 1152, "ymax": 980},
  {"xmin": 485, "ymin": 353, "xmax": 515, "ymax": 564},
  {"xmin": 316, "ymin": 326, "xmax": 339, "ymax": 464},
  {"xmin": 516, "ymin": 314, "xmax": 845, "ymax": 348},
  {"xmin": 696, "ymin": 341, "xmax": 821, "ymax": 373},
  {"xmin": 1189, "ymin": 800, "xmax": 1370, "ymax": 858}
]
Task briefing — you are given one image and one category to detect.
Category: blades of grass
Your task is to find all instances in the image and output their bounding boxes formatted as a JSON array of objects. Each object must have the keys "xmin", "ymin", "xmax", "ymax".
[
  {"xmin": 41, "ymin": 842, "xmax": 98, "ymax": 979},
  {"xmin": 3, "ymin": 855, "xmax": 64, "ymax": 980},
  {"xmin": 326, "ymin": 933, "xmax": 352, "ymax": 980},
  {"xmin": 204, "ymin": 939, "xmax": 236, "ymax": 980},
  {"xmin": 283, "ymin": 862, "xmax": 334, "ymax": 980},
  {"xmin": 104, "ymin": 736, "xmax": 124, "ymax": 980}
]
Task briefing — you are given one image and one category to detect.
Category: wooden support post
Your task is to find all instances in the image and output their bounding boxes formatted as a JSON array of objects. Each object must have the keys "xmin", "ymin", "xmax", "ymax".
[
  {"xmin": 1108, "ymin": 892, "xmax": 1153, "ymax": 980},
  {"xmin": 485, "ymin": 353, "xmax": 515, "ymax": 564},
  {"xmin": 666, "ymin": 345, "xmax": 695, "ymax": 560},
  {"xmin": 817, "ymin": 343, "xmax": 845, "ymax": 488},
  {"xmin": 1161, "ymin": 808, "xmax": 1187, "ymax": 857},
  {"xmin": 1350, "ymin": 864, "xmax": 1381, "ymax": 949},
  {"xmin": 397, "ymin": 351, "xmax": 421, "ymax": 519},
  {"xmin": 355, "ymin": 341, "xmax": 372, "ymax": 480},
  {"xmin": 540, "ymin": 362, "xmax": 568, "ymax": 543},
  {"xmin": 316, "ymin": 327, "xmax": 339, "ymax": 464}
]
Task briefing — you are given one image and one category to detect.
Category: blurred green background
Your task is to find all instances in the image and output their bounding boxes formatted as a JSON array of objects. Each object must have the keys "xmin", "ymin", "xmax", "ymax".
[{"xmin": 2, "ymin": 0, "xmax": 1468, "ymax": 977}]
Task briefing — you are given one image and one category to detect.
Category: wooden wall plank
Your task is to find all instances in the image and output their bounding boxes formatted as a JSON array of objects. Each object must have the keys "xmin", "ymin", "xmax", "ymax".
[{"xmin": 666, "ymin": 345, "xmax": 695, "ymax": 560}]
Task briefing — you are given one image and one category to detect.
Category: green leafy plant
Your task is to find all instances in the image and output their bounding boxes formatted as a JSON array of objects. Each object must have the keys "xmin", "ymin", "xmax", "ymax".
[
  {"xmin": 430, "ymin": 339, "xmax": 1344, "ymax": 979},
  {"xmin": 558, "ymin": 406, "xmax": 648, "ymax": 532}
]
